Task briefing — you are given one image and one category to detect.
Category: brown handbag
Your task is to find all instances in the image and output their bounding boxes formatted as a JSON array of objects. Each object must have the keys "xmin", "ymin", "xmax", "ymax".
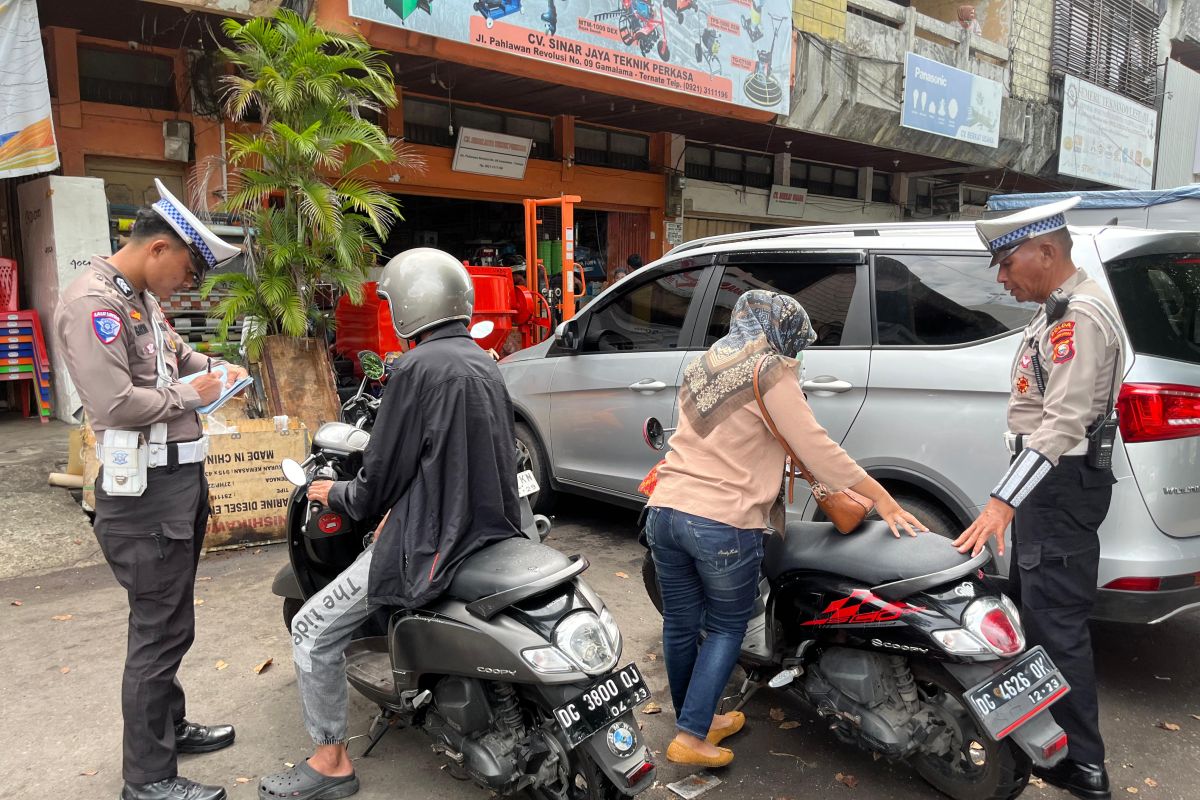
[{"xmin": 752, "ymin": 356, "xmax": 874, "ymax": 535}]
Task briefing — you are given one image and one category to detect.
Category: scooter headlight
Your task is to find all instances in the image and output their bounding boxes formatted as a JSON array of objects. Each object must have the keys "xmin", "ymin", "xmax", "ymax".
[
  {"xmin": 599, "ymin": 607, "xmax": 623, "ymax": 654},
  {"xmin": 553, "ymin": 611, "xmax": 618, "ymax": 676}
]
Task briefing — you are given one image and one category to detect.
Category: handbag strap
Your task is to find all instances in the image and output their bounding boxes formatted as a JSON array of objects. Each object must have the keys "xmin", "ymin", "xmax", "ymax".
[{"xmin": 752, "ymin": 355, "xmax": 817, "ymax": 502}]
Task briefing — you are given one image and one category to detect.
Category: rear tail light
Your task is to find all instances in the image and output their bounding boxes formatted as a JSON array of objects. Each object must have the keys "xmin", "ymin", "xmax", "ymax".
[
  {"xmin": 1103, "ymin": 572, "xmax": 1200, "ymax": 591},
  {"xmin": 1118, "ymin": 383, "xmax": 1200, "ymax": 443},
  {"xmin": 962, "ymin": 596, "xmax": 1026, "ymax": 657},
  {"xmin": 1042, "ymin": 732, "xmax": 1069, "ymax": 760}
]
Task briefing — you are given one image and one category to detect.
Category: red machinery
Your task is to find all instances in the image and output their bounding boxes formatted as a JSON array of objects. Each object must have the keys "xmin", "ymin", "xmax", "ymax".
[{"xmin": 334, "ymin": 269, "xmax": 551, "ymax": 368}]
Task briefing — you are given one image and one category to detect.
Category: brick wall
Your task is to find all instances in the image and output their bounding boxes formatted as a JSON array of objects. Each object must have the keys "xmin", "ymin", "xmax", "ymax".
[
  {"xmin": 793, "ymin": 0, "xmax": 848, "ymax": 42},
  {"xmin": 1009, "ymin": 0, "xmax": 1053, "ymax": 101}
]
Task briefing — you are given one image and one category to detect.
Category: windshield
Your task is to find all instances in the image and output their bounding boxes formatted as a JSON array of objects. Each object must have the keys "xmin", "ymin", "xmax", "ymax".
[{"xmin": 1104, "ymin": 253, "xmax": 1200, "ymax": 365}]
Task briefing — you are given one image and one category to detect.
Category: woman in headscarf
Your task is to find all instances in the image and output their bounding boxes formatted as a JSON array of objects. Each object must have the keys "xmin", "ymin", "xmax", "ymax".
[{"xmin": 644, "ymin": 290, "xmax": 926, "ymax": 767}]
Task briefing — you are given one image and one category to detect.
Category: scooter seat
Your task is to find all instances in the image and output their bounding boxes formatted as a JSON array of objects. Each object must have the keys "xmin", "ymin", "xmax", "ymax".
[
  {"xmin": 448, "ymin": 536, "xmax": 575, "ymax": 603},
  {"xmin": 763, "ymin": 520, "xmax": 973, "ymax": 586}
]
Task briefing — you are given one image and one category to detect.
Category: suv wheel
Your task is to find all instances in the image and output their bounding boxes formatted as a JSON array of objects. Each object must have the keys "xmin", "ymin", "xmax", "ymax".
[
  {"xmin": 515, "ymin": 422, "xmax": 555, "ymax": 514},
  {"xmin": 891, "ymin": 493, "xmax": 959, "ymax": 539}
]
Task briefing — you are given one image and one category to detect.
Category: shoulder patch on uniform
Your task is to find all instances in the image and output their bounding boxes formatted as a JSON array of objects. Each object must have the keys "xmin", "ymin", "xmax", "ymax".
[
  {"xmin": 91, "ymin": 309, "xmax": 122, "ymax": 344},
  {"xmin": 1050, "ymin": 320, "xmax": 1076, "ymax": 364},
  {"xmin": 113, "ymin": 275, "xmax": 134, "ymax": 298}
]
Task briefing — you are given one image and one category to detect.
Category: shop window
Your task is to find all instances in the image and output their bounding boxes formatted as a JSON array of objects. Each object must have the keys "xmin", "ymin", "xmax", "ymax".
[
  {"xmin": 872, "ymin": 171, "xmax": 893, "ymax": 204},
  {"xmin": 791, "ymin": 160, "xmax": 858, "ymax": 198},
  {"xmin": 78, "ymin": 45, "xmax": 175, "ymax": 110},
  {"xmin": 582, "ymin": 267, "xmax": 703, "ymax": 352},
  {"xmin": 963, "ymin": 186, "xmax": 990, "ymax": 207},
  {"xmin": 1051, "ymin": 0, "xmax": 1159, "ymax": 105},
  {"xmin": 684, "ymin": 144, "xmax": 771, "ymax": 188},
  {"xmin": 705, "ymin": 263, "xmax": 859, "ymax": 347},
  {"xmin": 574, "ymin": 125, "xmax": 650, "ymax": 171},
  {"xmin": 403, "ymin": 96, "xmax": 552, "ymax": 158},
  {"xmin": 872, "ymin": 254, "xmax": 1030, "ymax": 346}
]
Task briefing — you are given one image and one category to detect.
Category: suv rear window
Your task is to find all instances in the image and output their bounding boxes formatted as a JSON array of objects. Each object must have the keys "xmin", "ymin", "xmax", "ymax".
[{"xmin": 1105, "ymin": 254, "xmax": 1200, "ymax": 365}]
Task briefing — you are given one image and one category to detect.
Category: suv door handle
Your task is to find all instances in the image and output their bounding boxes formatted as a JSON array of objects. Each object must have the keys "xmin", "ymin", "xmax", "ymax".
[
  {"xmin": 629, "ymin": 379, "xmax": 668, "ymax": 392},
  {"xmin": 802, "ymin": 376, "xmax": 853, "ymax": 394}
]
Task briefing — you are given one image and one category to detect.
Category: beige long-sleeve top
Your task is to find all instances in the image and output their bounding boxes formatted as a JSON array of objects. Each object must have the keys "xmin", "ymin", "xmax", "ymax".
[
  {"xmin": 56, "ymin": 256, "xmax": 214, "ymax": 442},
  {"xmin": 648, "ymin": 369, "xmax": 867, "ymax": 530}
]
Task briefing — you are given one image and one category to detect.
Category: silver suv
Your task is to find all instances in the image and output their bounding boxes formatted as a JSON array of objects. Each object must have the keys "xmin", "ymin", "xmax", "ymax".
[{"xmin": 500, "ymin": 223, "xmax": 1200, "ymax": 624}]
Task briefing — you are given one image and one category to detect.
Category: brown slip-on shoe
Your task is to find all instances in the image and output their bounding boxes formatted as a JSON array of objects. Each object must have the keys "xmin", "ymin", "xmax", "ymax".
[
  {"xmin": 666, "ymin": 740, "xmax": 734, "ymax": 767},
  {"xmin": 706, "ymin": 711, "xmax": 746, "ymax": 745}
]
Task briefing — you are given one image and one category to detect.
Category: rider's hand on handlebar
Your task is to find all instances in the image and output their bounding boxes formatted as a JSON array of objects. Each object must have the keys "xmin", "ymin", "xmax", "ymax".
[
  {"xmin": 953, "ymin": 497, "xmax": 1014, "ymax": 557},
  {"xmin": 307, "ymin": 480, "xmax": 334, "ymax": 506}
]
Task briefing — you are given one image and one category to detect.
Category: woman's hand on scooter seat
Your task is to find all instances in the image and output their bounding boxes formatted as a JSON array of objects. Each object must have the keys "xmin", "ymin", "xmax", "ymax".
[{"xmin": 307, "ymin": 480, "xmax": 334, "ymax": 506}]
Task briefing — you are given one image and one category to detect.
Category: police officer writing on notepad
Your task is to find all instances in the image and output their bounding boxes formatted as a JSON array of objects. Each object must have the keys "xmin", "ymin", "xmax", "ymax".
[
  {"xmin": 954, "ymin": 197, "xmax": 1123, "ymax": 800},
  {"xmin": 56, "ymin": 180, "xmax": 249, "ymax": 800}
]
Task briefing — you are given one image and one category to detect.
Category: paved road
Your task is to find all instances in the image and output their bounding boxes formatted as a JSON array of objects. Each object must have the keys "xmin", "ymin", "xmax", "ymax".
[{"xmin": 1, "ymin": 497, "xmax": 1198, "ymax": 800}]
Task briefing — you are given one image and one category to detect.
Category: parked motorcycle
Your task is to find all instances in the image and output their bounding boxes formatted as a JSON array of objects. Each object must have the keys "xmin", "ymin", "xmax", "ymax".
[{"xmin": 639, "ymin": 417, "xmax": 1069, "ymax": 800}]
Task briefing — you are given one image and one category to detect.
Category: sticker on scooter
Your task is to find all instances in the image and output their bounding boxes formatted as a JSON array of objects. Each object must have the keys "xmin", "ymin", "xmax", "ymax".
[{"xmin": 801, "ymin": 588, "xmax": 926, "ymax": 627}]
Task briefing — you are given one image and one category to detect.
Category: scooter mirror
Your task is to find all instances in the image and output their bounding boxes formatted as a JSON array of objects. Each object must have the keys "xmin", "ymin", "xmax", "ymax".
[
  {"xmin": 470, "ymin": 320, "xmax": 495, "ymax": 341},
  {"xmin": 358, "ymin": 350, "xmax": 385, "ymax": 382},
  {"xmin": 643, "ymin": 417, "xmax": 666, "ymax": 451},
  {"xmin": 281, "ymin": 458, "xmax": 308, "ymax": 487}
]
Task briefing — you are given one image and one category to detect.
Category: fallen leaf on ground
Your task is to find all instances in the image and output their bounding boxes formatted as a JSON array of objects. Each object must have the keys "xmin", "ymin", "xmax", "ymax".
[
  {"xmin": 73, "ymin": 539, "xmax": 82, "ymax": 545},
  {"xmin": 835, "ymin": 773, "xmax": 859, "ymax": 789},
  {"xmin": 1157, "ymin": 721, "xmax": 1181, "ymax": 731},
  {"xmin": 769, "ymin": 707, "xmax": 786, "ymax": 721},
  {"xmin": 779, "ymin": 721, "xmax": 801, "ymax": 730},
  {"xmin": 194, "ymin": 598, "xmax": 205, "ymax": 606},
  {"xmin": 1144, "ymin": 778, "xmax": 1159, "ymax": 788},
  {"xmin": 235, "ymin": 777, "xmax": 251, "ymax": 784},
  {"xmin": 1191, "ymin": 715, "xmax": 1200, "ymax": 721},
  {"xmin": 615, "ymin": 571, "xmax": 629, "ymax": 579},
  {"xmin": 284, "ymin": 762, "xmax": 294, "ymax": 768},
  {"xmin": 641, "ymin": 702, "xmax": 662, "ymax": 715},
  {"xmin": 1029, "ymin": 778, "xmax": 1046, "ymax": 788},
  {"xmin": 51, "ymin": 614, "xmax": 73, "ymax": 621},
  {"xmin": 1125, "ymin": 788, "xmax": 1139, "ymax": 795},
  {"xmin": 197, "ymin": 576, "xmax": 213, "ymax": 582},
  {"xmin": 60, "ymin": 666, "xmax": 70, "ymax": 674},
  {"xmin": 10, "ymin": 600, "xmax": 22, "ymax": 606},
  {"xmin": 215, "ymin": 659, "xmax": 228, "ymax": 671},
  {"xmin": 253, "ymin": 658, "xmax": 274, "ymax": 675},
  {"xmin": 644, "ymin": 652, "xmax": 658, "ymax": 662},
  {"xmin": 79, "ymin": 770, "xmax": 98, "ymax": 777}
]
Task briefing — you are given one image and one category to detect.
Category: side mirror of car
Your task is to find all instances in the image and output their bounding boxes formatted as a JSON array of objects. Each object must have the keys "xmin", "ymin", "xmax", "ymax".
[{"xmin": 555, "ymin": 319, "xmax": 582, "ymax": 352}]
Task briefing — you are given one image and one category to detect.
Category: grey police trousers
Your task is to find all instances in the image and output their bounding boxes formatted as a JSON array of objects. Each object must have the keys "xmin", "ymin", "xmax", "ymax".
[{"xmin": 289, "ymin": 544, "xmax": 374, "ymax": 745}]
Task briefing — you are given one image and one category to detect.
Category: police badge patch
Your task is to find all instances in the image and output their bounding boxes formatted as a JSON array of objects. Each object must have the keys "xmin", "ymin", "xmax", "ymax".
[
  {"xmin": 1050, "ymin": 321, "xmax": 1076, "ymax": 364},
  {"xmin": 92, "ymin": 310, "xmax": 122, "ymax": 344},
  {"xmin": 113, "ymin": 275, "xmax": 134, "ymax": 298}
]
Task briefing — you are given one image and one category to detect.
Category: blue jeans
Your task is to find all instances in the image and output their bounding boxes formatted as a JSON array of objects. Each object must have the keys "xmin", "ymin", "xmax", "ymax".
[{"xmin": 644, "ymin": 506, "xmax": 764, "ymax": 739}]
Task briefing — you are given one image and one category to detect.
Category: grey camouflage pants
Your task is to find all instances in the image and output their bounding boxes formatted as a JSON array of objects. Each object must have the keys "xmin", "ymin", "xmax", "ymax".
[{"xmin": 290, "ymin": 544, "xmax": 373, "ymax": 745}]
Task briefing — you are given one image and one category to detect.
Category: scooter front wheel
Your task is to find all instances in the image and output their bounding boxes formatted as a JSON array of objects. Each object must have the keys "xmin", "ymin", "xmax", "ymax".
[{"xmin": 909, "ymin": 663, "xmax": 1032, "ymax": 800}]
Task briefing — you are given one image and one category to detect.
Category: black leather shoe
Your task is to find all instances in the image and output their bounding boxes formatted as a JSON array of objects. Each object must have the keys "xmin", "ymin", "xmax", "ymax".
[
  {"xmin": 120, "ymin": 776, "xmax": 227, "ymax": 800},
  {"xmin": 1033, "ymin": 759, "xmax": 1111, "ymax": 800},
  {"xmin": 175, "ymin": 719, "xmax": 236, "ymax": 754}
]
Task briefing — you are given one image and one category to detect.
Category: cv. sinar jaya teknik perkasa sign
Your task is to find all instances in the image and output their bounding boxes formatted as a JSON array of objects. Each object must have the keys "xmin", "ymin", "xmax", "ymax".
[{"xmin": 350, "ymin": 0, "xmax": 793, "ymax": 113}]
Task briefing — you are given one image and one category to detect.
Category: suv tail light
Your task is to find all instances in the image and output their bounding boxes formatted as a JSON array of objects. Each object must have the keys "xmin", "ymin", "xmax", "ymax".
[
  {"xmin": 1103, "ymin": 572, "xmax": 1200, "ymax": 592},
  {"xmin": 1117, "ymin": 383, "xmax": 1200, "ymax": 443},
  {"xmin": 962, "ymin": 596, "xmax": 1025, "ymax": 657}
]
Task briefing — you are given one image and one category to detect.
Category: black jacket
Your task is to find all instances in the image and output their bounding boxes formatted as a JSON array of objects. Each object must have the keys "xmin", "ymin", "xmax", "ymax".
[{"xmin": 328, "ymin": 322, "xmax": 521, "ymax": 608}]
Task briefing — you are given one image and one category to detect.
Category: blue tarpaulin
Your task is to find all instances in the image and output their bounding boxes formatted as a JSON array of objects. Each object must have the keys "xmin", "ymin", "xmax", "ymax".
[{"xmin": 989, "ymin": 185, "xmax": 1200, "ymax": 211}]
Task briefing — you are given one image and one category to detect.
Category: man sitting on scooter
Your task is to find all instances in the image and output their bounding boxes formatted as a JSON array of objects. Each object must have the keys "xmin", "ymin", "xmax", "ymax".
[{"xmin": 258, "ymin": 248, "xmax": 523, "ymax": 800}]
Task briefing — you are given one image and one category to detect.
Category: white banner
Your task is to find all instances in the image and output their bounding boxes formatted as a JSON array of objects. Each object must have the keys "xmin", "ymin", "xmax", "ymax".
[
  {"xmin": 1059, "ymin": 75, "xmax": 1156, "ymax": 190},
  {"xmin": 0, "ymin": 0, "xmax": 58, "ymax": 178}
]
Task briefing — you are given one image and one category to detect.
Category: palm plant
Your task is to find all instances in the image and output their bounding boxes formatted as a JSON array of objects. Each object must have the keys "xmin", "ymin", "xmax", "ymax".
[{"xmin": 204, "ymin": 9, "xmax": 414, "ymax": 358}]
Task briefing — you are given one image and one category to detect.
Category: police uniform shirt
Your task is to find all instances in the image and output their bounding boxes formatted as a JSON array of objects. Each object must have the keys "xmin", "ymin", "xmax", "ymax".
[{"xmin": 56, "ymin": 256, "xmax": 215, "ymax": 443}]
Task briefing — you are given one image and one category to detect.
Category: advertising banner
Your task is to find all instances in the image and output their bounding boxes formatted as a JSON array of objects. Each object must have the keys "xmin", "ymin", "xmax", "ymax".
[
  {"xmin": 1059, "ymin": 75, "xmax": 1156, "ymax": 190},
  {"xmin": 900, "ymin": 52, "xmax": 1001, "ymax": 148},
  {"xmin": 349, "ymin": 0, "xmax": 793, "ymax": 113},
  {"xmin": 0, "ymin": 0, "xmax": 58, "ymax": 178}
]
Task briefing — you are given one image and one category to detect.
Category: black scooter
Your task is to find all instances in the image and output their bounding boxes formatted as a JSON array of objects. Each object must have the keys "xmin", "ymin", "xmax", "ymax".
[{"xmin": 640, "ymin": 417, "xmax": 1069, "ymax": 800}]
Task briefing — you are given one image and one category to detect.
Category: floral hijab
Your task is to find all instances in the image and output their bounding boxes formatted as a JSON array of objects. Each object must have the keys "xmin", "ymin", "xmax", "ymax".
[{"xmin": 678, "ymin": 290, "xmax": 816, "ymax": 436}]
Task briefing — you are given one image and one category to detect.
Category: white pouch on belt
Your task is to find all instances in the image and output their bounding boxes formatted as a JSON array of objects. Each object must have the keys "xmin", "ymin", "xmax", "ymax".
[{"xmin": 100, "ymin": 429, "xmax": 149, "ymax": 496}]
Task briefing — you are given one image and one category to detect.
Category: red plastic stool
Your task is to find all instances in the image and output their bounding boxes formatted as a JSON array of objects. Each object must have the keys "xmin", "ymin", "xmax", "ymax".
[{"xmin": 0, "ymin": 259, "xmax": 17, "ymax": 312}]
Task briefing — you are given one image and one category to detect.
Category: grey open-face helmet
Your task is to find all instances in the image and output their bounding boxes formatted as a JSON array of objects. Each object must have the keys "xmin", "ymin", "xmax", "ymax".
[{"xmin": 377, "ymin": 247, "xmax": 475, "ymax": 340}]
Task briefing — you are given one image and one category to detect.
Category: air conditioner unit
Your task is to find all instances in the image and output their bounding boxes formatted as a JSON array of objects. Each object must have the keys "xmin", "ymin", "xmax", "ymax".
[{"xmin": 163, "ymin": 120, "xmax": 192, "ymax": 162}]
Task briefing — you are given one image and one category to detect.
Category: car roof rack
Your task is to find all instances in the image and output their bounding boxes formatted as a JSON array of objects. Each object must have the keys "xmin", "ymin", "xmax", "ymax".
[{"xmin": 666, "ymin": 221, "xmax": 978, "ymax": 258}]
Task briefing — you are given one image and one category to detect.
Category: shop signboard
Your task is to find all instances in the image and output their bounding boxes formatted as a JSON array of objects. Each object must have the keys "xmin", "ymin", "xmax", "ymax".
[
  {"xmin": 767, "ymin": 184, "xmax": 807, "ymax": 218},
  {"xmin": 349, "ymin": 0, "xmax": 793, "ymax": 113},
  {"xmin": 1059, "ymin": 75, "xmax": 1156, "ymax": 190},
  {"xmin": 900, "ymin": 53, "xmax": 1001, "ymax": 148},
  {"xmin": 665, "ymin": 220, "xmax": 683, "ymax": 246},
  {"xmin": 452, "ymin": 127, "xmax": 533, "ymax": 179}
]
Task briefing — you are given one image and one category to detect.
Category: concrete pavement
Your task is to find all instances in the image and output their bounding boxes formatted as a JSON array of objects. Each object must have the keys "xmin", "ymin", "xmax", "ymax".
[{"xmin": 1, "ymin": 497, "xmax": 1199, "ymax": 799}]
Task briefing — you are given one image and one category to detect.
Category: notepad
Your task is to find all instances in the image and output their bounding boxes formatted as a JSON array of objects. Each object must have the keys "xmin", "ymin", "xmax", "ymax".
[{"xmin": 180, "ymin": 364, "xmax": 254, "ymax": 415}]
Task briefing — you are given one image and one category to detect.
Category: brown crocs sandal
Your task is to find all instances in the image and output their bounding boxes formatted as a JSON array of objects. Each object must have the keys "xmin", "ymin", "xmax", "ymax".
[{"xmin": 258, "ymin": 762, "xmax": 359, "ymax": 800}]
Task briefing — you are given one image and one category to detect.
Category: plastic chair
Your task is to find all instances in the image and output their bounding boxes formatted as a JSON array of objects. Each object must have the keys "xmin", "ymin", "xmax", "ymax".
[{"xmin": 0, "ymin": 258, "xmax": 16, "ymax": 312}]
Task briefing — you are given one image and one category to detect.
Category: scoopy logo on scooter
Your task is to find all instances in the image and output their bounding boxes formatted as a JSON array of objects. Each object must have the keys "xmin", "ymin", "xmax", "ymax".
[{"xmin": 802, "ymin": 589, "xmax": 927, "ymax": 627}]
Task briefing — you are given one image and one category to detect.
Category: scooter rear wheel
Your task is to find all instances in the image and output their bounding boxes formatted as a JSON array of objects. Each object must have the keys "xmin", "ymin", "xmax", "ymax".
[{"xmin": 909, "ymin": 663, "xmax": 1032, "ymax": 800}]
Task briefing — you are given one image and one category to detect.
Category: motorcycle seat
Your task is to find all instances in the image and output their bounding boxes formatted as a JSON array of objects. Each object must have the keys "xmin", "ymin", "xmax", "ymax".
[
  {"xmin": 763, "ymin": 520, "xmax": 974, "ymax": 587},
  {"xmin": 448, "ymin": 536, "xmax": 575, "ymax": 603}
]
